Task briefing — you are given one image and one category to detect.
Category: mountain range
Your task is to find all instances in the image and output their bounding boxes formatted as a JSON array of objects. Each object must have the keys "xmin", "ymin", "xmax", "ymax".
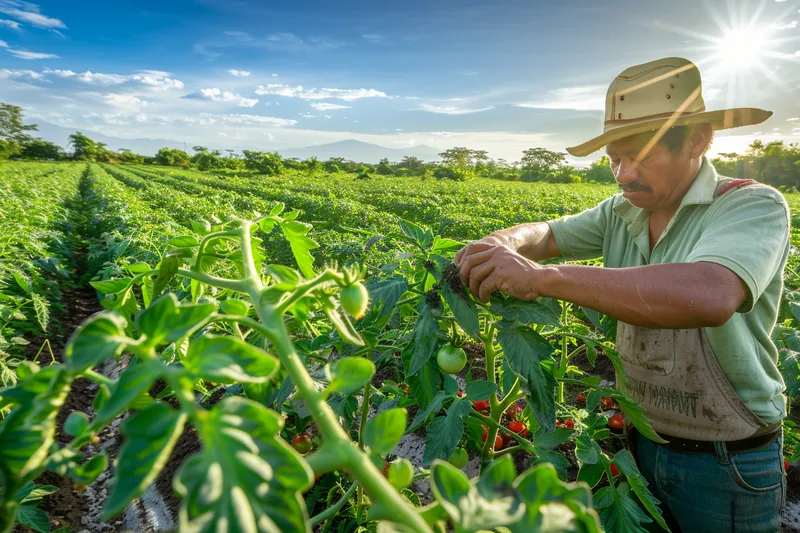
[{"xmin": 32, "ymin": 122, "xmax": 442, "ymax": 164}]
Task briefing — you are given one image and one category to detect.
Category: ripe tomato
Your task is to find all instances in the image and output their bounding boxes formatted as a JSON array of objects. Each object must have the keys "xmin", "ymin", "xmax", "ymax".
[
  {"xmin": 473, "ymin": 400, "xmax": 490, "ymax": 412},
  {"xmin": 387, "ymin": 458, "xmax": 414, "ymax": 490},
  {"xmin": 608, "ymin": 413, "xmax": 624, "ymax": 430},
  {"xmin": 508, "ymin": 420, "xmax": 526, "ymax": 434},
  {"xmin": 457, "ymin": 390, "xmax": 463, "ymax": 398},
  {"xmin": 291, "ymin": 434, "xmax": 312, "ymax": 454},
  {"xmin": 494, "ymin": 435, "xmax": 504, "ymax": 451},
  {"xmin": 563, "ymin": 419, "xmax": 575, "ymax": 429},
  {"xmin": 576, "ymin": 394, "xmax": 586, "ymax": 405},
  {"xmin": 341, "ymin": 282, "xmax": 369, "ymax": 319},
  {"xmin": 449, "ymin": 447, "xmax": 469, "ymax": 469},
  {"xmin": 610, "ymin": 464, "xmax": 620, "ymax": 477},
  {"xmin": 785, "ymin": 459, "xmax": 790, "ymax": 472},
  {"xmin": 481, "ymin": 427, "xmax": 488, "ymax": 441},
  {"xmin": 601, "ymin": 397, "xmax": 615, "ymax": 410},
  {"xmin": 437, "ymin": 345, "xmax": 467, "ymax": 374}
]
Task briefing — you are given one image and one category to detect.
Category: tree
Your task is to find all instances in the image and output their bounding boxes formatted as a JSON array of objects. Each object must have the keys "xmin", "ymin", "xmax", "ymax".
[
  {"xmin": 19, "ymin": 139, "xmax": 64, "ymax": 160},
  {"xmin": 0, "ymin": 103, "xmax": 38, "ymax": 159},
  {"xmin": 583, "ymin": 156, "xmax": 615, "ymax": 183},
  {"xmin": 520, "ymin": 148, "xmax": 566, "ymax": 172},
  {"xmin": 118, "ymin": 149, "xmax": 145, "ymax": 164},
  {"xmin": 376, "ymin": 158, "xmax": 394, "ymax": 175},
  {"xmin": 154, "ymin": 147, "xmax": 191, "ymax": 167},
  {"xmin": 399, "ymin": 156, "xmax": 426, "ymax": 176},
  {"xmin": 242, "ymin": 150, "xmax": 283, "ymax": 175},
  {"xmin": 438, "ymin": 147, "xmax": 479, "ymax": 167},
  {"xmin": 69, "ymin": 132, "xmax": 99, "ymax": 161}
]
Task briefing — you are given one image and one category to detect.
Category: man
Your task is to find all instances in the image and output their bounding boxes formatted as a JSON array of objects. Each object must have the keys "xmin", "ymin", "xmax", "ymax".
[{"xmin": 455, "ymin": 57, "xmax": 790, "ymax": 532}]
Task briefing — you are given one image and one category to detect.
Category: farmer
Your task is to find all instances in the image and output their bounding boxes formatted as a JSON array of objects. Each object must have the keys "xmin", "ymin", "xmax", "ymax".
[{"xmin": 455, "ymin": 57, "xmax": 789, "ymax": 532}]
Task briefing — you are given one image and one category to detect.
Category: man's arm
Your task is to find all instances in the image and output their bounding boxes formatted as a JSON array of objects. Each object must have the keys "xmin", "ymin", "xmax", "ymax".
[{"xmin": 454, "ymin": 222, "xmax": 561, "ymax": 264}]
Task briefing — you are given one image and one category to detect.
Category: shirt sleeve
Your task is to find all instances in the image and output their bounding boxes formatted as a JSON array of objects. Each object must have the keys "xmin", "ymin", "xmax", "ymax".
[
  {"xmin": 546, "ymin": 196, "xmax": 614, "ymax": 261},
  {"xmin": 686, "ymin": 186, "xmax": 790, "ymax": 313}
]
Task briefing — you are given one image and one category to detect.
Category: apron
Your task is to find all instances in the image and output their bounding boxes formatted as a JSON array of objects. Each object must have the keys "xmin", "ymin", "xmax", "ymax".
[{"xmin": 616, "ymin": 178, "xmax": 772, "ymax": 442}]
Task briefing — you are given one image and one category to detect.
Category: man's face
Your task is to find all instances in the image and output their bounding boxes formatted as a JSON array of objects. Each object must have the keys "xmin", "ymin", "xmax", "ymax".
[{"xmin": 605, "ymin": 132, "xmax": 694, "ymax": 211}]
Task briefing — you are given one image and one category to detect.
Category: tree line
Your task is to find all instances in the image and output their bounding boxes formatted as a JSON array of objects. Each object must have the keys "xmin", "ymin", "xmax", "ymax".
[{"xmin": 3, "ymin": 102, "xmax": 799, "ymax": 188}]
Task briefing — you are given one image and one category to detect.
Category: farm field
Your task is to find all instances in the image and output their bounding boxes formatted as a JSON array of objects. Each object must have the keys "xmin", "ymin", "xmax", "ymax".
[{"xmin": 3, "ymin": 160, "xmax": 800, "ymax": 533}]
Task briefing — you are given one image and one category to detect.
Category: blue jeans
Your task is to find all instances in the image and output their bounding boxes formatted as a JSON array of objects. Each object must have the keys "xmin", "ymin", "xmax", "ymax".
[{"xmin": 631, "ymin": 430, "xmax": 786, "ymax": 533}]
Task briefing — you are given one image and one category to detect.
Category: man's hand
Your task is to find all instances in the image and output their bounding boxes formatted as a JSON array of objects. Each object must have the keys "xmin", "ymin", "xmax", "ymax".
[{"xmin": 454, "ymin": 240, "xmax": 548, "ymax": 302}]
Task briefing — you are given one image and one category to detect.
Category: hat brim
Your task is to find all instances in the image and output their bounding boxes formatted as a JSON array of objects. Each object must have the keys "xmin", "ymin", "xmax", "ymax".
[{"xmin": 565, "ymin": 107, "xmax": 773, "ymax": 157}]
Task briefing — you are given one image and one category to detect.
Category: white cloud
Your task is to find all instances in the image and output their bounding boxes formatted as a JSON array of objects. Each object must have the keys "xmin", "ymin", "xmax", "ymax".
[
  {"xmin": 224, "ymin": 31, "xmax": 253, "ymax": 42},
  {"xmin": 310, "ymin": 102, "xmax": 351, "ymax": 111},
  {"xmin": 219, "ymin": 113, "xmax": 296, "ymax": 126},
  {"xmin": 775, "ymin": 20, "xmax": 797, "ymax": 29},
  {"xmin": 300, "ymin": 113, "xmax": 315, "ymax": 118},
  {"xmin": 255, "ymin": 83, "xmax": 389, "ymax": 101},
  {"xmin": 197, "ymin": 88, "xmax": 259, "ymax": 107},
  {"xmin": 272, "ymin": 73, "xmax": 278, "ymax": 77},
  {"xmin": 0, "ymin": 67, "xmax": 43, "ymax": 80},
  {"xmin": 228, "ymin": 69, "xmax": 251, "ymax": 77},
  {"xmin": 38, "ymin": 69, "xmax": 185, "ymax": 89},
  {"xmin": 103, "ymin": 93, "xmax": 148, "ymax": 112},
  {"xmin": 787, "ymin": 117, "xmax": 799, "ymax": 122},
  {"xmin": 7, "ymin": 48, "xmax": 59, "ymax": 59},
  {"xmin": 418, "ymin": 103, "xmax": 494, "ymax": 115},
  {"xmin": 362, "ymin": 34, "xmax": 383, "ymax": 42},
  {"xmin": 0, "ymin": 1, "xmax": 66, "ymax": 28},
  {"xmin": 0, "ymin": 19, "xmax": 19, "ymax": 29},
  {"xmin": 0, "ymin": 39, "xmax": 6, "ymax": 47},
  {"xmin": 517, "ymin": 84, "xmax": 606, "ymax": 111}
]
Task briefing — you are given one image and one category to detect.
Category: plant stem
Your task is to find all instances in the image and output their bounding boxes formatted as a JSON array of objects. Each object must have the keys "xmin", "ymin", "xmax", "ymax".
[
  {"xmin": 470, "ymin": 410, "xmax": 536, "ymax": 454},
  {"xmin": 557, "ymin": 301, "xmax": 569, "ymax": 403},
  {"xmin": 177, "ymin": 268, "xmax": 248, "ymax": 293},
  {"xmin": 310, "ymin": 482, "xmax": 359, "ymax": 527},
  {"xmin": 357, "ymin": 381, "xmax": 371, "ymax": 506},
  {"xmin": 82, "ymin": 368, "xmax": 113, "ymax": 387}
]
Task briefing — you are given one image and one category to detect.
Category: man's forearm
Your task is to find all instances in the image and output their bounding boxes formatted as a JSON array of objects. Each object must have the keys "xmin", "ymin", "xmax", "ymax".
[
  {"xmin": 490, "ymin": 222, "xmax": 560, "ymax": 262},
  {"xmin": 538, "ymin": 262, "xmax": 747, "ymax": 329}
]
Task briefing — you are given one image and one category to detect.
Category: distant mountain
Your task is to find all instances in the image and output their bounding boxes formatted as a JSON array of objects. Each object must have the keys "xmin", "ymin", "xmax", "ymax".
[{"xmin": 280, "ymin": 140, "xmax": 441, "ymax": 163}]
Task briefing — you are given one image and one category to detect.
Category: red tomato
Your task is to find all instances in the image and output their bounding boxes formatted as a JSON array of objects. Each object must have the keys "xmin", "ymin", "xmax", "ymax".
[
  {"xmin": 494, "ymin": 435, "xmax": 504, "ymax": 451},
  {"xmin": 576, "ymin": 394, "xmax": 586, "ymax": 405},
  {"xmin": 555, "ymin": 419, "xmax": 562, "ymax": 427},
  {"xmin": 472, "ymin": 400, "xmax": 490, "ymax": 411},
  {"xmin": 563, "ymin": 419, "xmax": 575, "ymax": 429},
  {"xmin": 508, "ymin": 420, "xmax": 526, "ymax": 434},
  {"xmin": 785, "ymin": 459, "xmax": 790, "ymax": 472},
  {"xmin": 291, "ymin": 434, "xmax": 312, "ymax": 454},
  {"xmin": 601, "ymin": 397, "xmax": 615, "ymax": 410},
  {"xmin": 457, "ymin": 390, "xmax": 463, "ymax": 398},
  {"xmin": 481, "ymin": 428, "xmax": 488, "ymax": 441},
  {"xmin": 608, "ymin": 414, "xmax": 624, "ymax": 430},
  {"xmin": 610, "ymin": 464, "xmax": 620, "ymax": 477}
]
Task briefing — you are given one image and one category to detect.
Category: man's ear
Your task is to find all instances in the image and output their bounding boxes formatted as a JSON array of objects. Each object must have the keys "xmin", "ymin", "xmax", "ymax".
[{"xmin": 688, "ymin": 124, "xmax": 713, "ymax": 158}]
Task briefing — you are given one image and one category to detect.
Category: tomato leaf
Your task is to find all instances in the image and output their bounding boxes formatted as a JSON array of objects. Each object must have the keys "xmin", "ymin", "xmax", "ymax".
[
  {"xmin": 136, "ymin": 293, "xmax": 216, "ymax": 347},
  {"xmin": 490, "ymin": 295, "xmax": 561, "ymax": 326},
  {"xmin": 279, "ymin": 219, "xmax": 319, "ymax": 278},
  {"xmin": 407, "ymin": 390, "xmax": 449, "ymax": 433},
  {"xmin": 93, "ymin": 363, "xmax": 160, "ymax": 428},
  {"xmin": 364, "ymin": 407, "xmax": 407, "ymax": 454},
  {"xmin": 152, "ymin": 255, "xmax": 179, "ymax": 298},
  {"xmin": 65, "ymin": 312, "xmax": 128, "ymax": 372},
  {"xmin": 423, "ymin": 399, "xmax": 471, "ymax": 466},
  {"xmin": 184, "ymin": 335, "xmax": 279, "ymax": 384},
  {"xmin": 324, "ymin": 306, "xmax": 364, "ymax": 346},
  {"xmin": 465, "ymin": 380, "xmax": 496, "ymax": 401},
  {"xmin": 174, "ymin": 397, "xmax": 313, "ymax": 533},
  {"xmin": 367, "ymin": 277, "xmax": 408, "ymax": 319},
  {"xmin": 613, "ymin": 449, "xmax": 669, "ymax": 532},
  {"xmin": 595, "ymin": 481, "xmax": 652, "ymax": 533},
  {"xmin": 15, "ymin": 504, "xmax": 49, "ymax": 533},
  {"xmin": 408, "ymin": 306, "xmax": 439, "ymax": 377},
  {"xmin": 441, "ymin": 281, "xmax": 480, "ymax": 339}
]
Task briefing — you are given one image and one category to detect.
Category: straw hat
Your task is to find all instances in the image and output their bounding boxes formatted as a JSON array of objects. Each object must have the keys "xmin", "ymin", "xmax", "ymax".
[{"xmin": 565, "ymin": 57, "xmax": 772, "ymax": 157}]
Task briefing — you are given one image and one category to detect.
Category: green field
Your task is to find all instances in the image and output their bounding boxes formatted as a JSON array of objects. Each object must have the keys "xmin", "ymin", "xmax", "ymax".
[{"xmin": 2, "ymin": 161, "xmax": 800, "ymax": 533}]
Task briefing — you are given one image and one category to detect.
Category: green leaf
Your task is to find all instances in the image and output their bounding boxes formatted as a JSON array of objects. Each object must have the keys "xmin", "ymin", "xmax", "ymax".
[
  {"xmin": 367, "ymin": 277, "xmax": 408, "ymax": 319},
  {"xmin": 125, "ymin": 262, "xmax": 152, "ymax": 274},
  {"xmin": 94, "ymin": 363, "xmax": 160, "ymax": 428},
  {"xmin": 429, "ymin": 460, "xmax": 471, "ymax": 522},
  {"xmin": 614, "ymin": 393, "xmax": 666, "ymax": 444},
  {"xmin": 780, "ymin": 351, "xmax": 800, "ymax": 398},
  {"xmin": 174, "ymin": 397, "xmax": 313, "ymax": 533},
  {"xmin": 269, "ymin": 202, "xmax": 285, "ymax": 216},
  {"xmin": 324, "ymin": 307, "xmax": 364, "ymax": 346},
  {"xmin": 279, "ymin": 220, "xmax": 319, "ymax": 278},
  {"xmin": 219, "ymin": 298, "xmax": 249, "ymax": 317},
  {"xmin": 31, "ymin": 293, "xmax": 49, "ymax": 333},
  {"xmin": 17, "ymin": 484, "xmax": 58, "ymax": 504},
  {"xmin": 16, "ymin": 504, "xmax": 49, "ymax": 533},
  {"xmin": 441, "ymin": 281, "xmax": 480, "ymax": 339},
  {"xmin": 577, "ymin": 461, "xmax": 606, "ymax": 489},
  {"xmin": 68, "ymin": 453, "xmax": 108, "ymax": 485},
  {"xmin": 407, "ymin": 391, "xmax": 449, "ymax": 433},
  {"xmin": 497, "ymin": 321, "xmax": 556, "ymax": 430},
  {"xmin": 465, "ymin": 380, "xmax": 496, "ymax": 401},
  {"xmin": 184, "ymin": 335, "xmax": 279, "ymax": 384},
  {"xmin": 104, "ymin": 403, "xmax": 187, "ymax": 519},
  {"xmin": 325, "ymin": 357, "xmax": 376, "ymax": 396},
  {"xmin": 490, "ymin": 295, "xmax": 561, "ymax": 326},
  {"xmin": 399, "ymin": 219, "xmax": 433, "ymax": 249},
  {"xmin": 364, "ymin": 407, "xmax": 407, "ymax": 454},
  {"xmin": 13, "ymin": 271, "xmax": 32, "ymax": 294},
  {"xmin": 596, "ymin": 482, "xmax": 652, "ymax": 533},
  {"xmin": 64, "ymin": 411, "xmax": 89, "ymax": 437},
  {"xmin": 191, "ymin": 219, "xmax": 212, "ymax": 235},
  {"xmin": 408, "ymin": 306, "xmax": 439, "ymax": 376},
  {"xmin": 65, "ymin": 312, "xmax": 128, "ymax": 372},
  {"xmin": 168, "ymin": 235, "xmax": 201, "ymax": 247},
  {"xmin": 575, "ymin": 434, "xmax": 601, "ymax": 465},
  {"xmin": 431, "ymin": 236, "xmax": 463, "ymax": 253},
  {"xmin": 90, "ymin": 278, "xmax": 133, "ymax": 294},
  {"xmin": 264, "ymin": 264, "xmax": 301, "ymax": 290},
  {"xmin": 423, "ymin": 399, "xmax": 471, "ymax": 466},
  {"xmin": 137, "ymin": 293, "xmax": 216, "ymax": 347},
  {"xmin": 532, "ymin": 427, "xmax": 572, "ymax": 450},
  {"xmin": 613, "ymin": 449, "xmax": 669, "ymax": 532},
  {"xmin": 153, "ymin": 255, "xmax": 179, "ymax": 298}
]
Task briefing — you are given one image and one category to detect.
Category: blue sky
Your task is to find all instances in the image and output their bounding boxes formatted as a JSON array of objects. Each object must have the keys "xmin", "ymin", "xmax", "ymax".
[{"xmin": 0, "ymin": 0, "xmax": 799, "ymax": 162}]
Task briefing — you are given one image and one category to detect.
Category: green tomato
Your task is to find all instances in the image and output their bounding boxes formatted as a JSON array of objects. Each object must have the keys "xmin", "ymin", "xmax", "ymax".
[
  {"xmin": 387, "ymin": 458, "xmax": 414, "ymax": 490},
  {"xmin": 341, "ymin": 282, "xmax": 369, "ymax": 319},
  {"xmin": 436, "ymin": 345, "xmax": 467, "ymax": 374},
  {"xmin": 448, "ymin": 447, "xmax": 469, "ymax": 469}
]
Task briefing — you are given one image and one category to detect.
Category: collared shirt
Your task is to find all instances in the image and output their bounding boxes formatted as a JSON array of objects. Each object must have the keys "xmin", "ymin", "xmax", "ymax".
[{"xmin": 548, "ymin": 158, "xmax": 790, "ymax": 423}]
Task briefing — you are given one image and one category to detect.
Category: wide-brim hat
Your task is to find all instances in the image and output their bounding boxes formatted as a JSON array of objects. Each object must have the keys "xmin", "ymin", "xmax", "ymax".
[{"xmin": 565, "ymin": 57, "xmax": 772, "ymax": 157}]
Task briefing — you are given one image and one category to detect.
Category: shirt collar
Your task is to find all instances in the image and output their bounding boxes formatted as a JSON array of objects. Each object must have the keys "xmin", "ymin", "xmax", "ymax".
[{"xmin": 612, "ymin": 157, "xmax": 719, "ymax": 235}]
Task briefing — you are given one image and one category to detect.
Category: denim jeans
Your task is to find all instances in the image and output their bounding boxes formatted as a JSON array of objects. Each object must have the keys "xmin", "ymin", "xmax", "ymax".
[{"xmin": 631, "ymin": 430, "xmax": 786, "ymax": 533}]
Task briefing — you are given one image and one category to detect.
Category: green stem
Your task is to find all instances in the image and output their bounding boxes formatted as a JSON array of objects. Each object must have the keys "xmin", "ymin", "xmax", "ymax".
[
  {"xmin": 557, "ymin": 301, "xmax": 569, "ymax": 403},
  {"xmin": 177, "ymin": 268, "xmax": 249, "ymax": 293},
  {"xmin": 310, "ymin": 482, "xmax": 359, "ymax": 527},
  {"xmin": 357, "ymin": 382, "xmax": 371, "ymax": 506},
  {"xmin": 193, "ymin": 230, "xmax": 240, "ymax": 270},
  {"xmin": 470, "ymin": 411, "xmax": 536, "ymax": 454},
  {"xmin": 274, "ymin": 269, "xmax": 343, "ymax": 316},
  {"xmin": 82, "ymin": 369, "xmax": 113, "ymax": 387},
  {"xmin": 305, "ymin": 446, "xmax": 342, "ymax": 475}
]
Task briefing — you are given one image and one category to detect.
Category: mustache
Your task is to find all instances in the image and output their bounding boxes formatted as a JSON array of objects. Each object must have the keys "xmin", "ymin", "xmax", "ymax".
[{"xmin": 619, "ymin": 182, "xmax": 652, "ymax": 193}]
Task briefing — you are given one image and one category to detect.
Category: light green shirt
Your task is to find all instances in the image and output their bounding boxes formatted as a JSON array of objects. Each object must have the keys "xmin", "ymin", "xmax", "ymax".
[{"xmin": 548, "ymin": 158, "xmax": 790, "ymax": 423}]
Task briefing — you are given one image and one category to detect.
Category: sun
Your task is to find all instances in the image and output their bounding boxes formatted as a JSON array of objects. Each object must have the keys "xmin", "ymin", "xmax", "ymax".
[{"xmin": 714, "ymin": 26, "xmax": 773, "ymax": 72}]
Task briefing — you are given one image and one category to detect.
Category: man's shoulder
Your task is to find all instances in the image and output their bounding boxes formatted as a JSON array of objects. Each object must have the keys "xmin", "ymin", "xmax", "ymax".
[{"xmin": 713, "ymin": 176, "xmax": 788, "ymax": 208}]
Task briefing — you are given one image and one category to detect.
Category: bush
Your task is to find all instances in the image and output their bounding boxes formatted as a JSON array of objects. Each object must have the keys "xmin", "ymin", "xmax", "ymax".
[{"xmin": 433, "ymin": 166, "xmax": 475, "ymax": 181}]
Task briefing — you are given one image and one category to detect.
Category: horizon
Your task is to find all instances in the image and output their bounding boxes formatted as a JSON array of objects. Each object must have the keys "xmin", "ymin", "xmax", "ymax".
[{"xmin": 1, "ymin": 0, "xmax": 799, "ymax": 163}]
